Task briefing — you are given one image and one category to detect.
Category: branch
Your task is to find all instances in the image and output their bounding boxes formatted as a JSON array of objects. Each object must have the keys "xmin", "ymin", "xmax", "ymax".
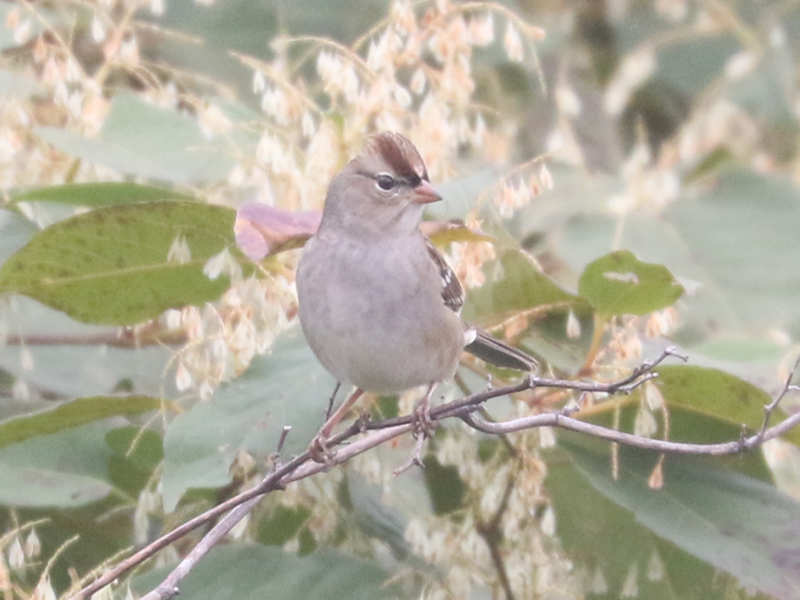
[
  {"xmin": 475, "ymin": 466, "xmax": 518, "ymax": 600},
  {"xmin": 141, "ymin": 497, "xmax": 260, "ymax": 600},
  {"xmin": 3, "ymin": 329, "xmax": 186, "ymax": 348},
  {"xmin": 71, "ymin": 424, "xmax": 411, "ymax": 600},
  {"xmin": 71, "ymin": 347, "xmax": 800, "ymax": 600},
  {"xmin": 459, "ymin": 409, "xmax": 800, "ymax": 454}
]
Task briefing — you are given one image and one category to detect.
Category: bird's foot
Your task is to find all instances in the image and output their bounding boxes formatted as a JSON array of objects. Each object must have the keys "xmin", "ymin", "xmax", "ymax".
[
  {"xmin": 309, "ymin": 387, "xmax": 365, "ymax": 464},
  {"xmin": 355, "ymin": 412, "xmax": 371, "ymax": 432},
  {"xmin": 394, "ymin": 391, "xmax": 437, "ymax": 476},
  {"xmin": 309, "ymin": 433, "xmax": 335, "ymax": 464},
  {"xmin": 411, "ymin": 399, "xmax": 436, "ymax": 439}
]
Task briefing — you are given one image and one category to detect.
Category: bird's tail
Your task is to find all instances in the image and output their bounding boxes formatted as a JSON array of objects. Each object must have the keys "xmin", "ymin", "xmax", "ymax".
[{"xmin": 464, "ymin": 329, "xmax": 538, "ymax": 371}]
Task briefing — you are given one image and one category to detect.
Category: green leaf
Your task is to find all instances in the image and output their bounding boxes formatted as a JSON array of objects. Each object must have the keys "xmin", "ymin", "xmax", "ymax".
[
  {"xmin": 35, "ymin": 93, "xmax": 235, "ymax": 184},
  {"xmin": 665, "ymin": 169, "xmax": 800, "ymax": 335},
  {"xmin": 578, "ymin": 250, "xmax": 683, "ymax": 316},
  {"xmin": 257, "ymin": 504, "xmax": 312, "ymax": 547},
  {"xmin": 548, "ymin": 446, "xmax": 744, "ymax": 600},
  {"xmin": 132, "ymin": 544, "xmax": 397, "ymax": 599},
  {"xmin": 11, "ymin": 182, "xmax": 196, "ymax": 207},
  {"xmin": 586, "ymin": 402, "xmax": 773, "ymax": 482},
  {"xmin": 0, "ymin": 466, "xmax": 112, "ymax": 509},
  {"xmin": 427, "ymin": 167, "xmax": 501, "ymax": 221},
  {"xmin": 161, "ymin": 330, "xmax": 336, "ymax": 510},
  {"xmin": 551, "ymin": 168, "xmax": 800, "ymax": 345},
  {"xmin": 344, "ymin": 470, "xmax": 428, "ymax": 560},
  {"xmin": 106, "ymin": 426, "xmax": 164, "ymax": 471},
  {"xmin": 726, "ymin": 46, "xmax": 796, "ymax": 131},
  {"xmin": 559, "ymin": 436, "xmax": 800, "ymax": 599},
  {"xmin": 107, "ymin": 426, "xmax": 164, "ymax": 497},
  {"xmin": 0, "ymin": 395, "xmax": 160, "ymax": 448},
  {"xmin": 143, "ymin": 0, "xmax": 392, "ymax": 110},
  {"xmin": 0, "ymin": 422, "xmax": 115, "ymax": 508},
  {"xmin": 427, "ymin": 224, "xmax": 493, "ymax": 246},
  {"xmin": 655, "ymin": 33, "xmax": 739, "ymax": 100},
  {"xmin": 0, "ymin": 202, "xmax": 238, "ymax": 325},
  {"xmin": 423, "ymin": 456, "xmax": 465, "ymax": 515},
  {"xmin": 464, "ymin": 249, "xmax": 587, "ymax": 322},
  {"xmin": 464, "ymin": 249, "xmax": 593, "ymax": 372},
  {"xmin": 655, "ymin": 365, "xmax": 800, "ymax": 447},
  {"xmin": 508, "ymin": 166, "xmax": 622, "ymax": 244},
  {"xmin": 689, "ymin": 337, "xmax": 785, "ymax": 364},
  {"xmin": 0, "ymin": 298, "xmax": 173, "ymax": 401},
  {"xmin": 0, "ymin": 208, "xmax": 37, "ymax": 264}
]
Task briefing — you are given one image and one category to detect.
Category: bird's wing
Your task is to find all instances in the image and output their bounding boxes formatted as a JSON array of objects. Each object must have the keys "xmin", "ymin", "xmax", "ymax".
[
  {"xmin": 425, "ymin": 238, "xmax": 538, "ymax": 371},
  {"xmin": 424, "ymin": 238, "xmax": 464, "ymax": 314}
]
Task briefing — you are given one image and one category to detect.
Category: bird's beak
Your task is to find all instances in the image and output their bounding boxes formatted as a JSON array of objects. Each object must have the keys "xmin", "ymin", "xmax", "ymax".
[{"xmin": 412, "ymin": 180, "xmax": 442, "ymax": 204}]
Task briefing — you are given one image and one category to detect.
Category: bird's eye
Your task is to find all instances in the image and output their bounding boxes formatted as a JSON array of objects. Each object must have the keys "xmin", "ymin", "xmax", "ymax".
[{"xmin": 375, "ymin": 173, "xmax": 395, "ymax": 191}]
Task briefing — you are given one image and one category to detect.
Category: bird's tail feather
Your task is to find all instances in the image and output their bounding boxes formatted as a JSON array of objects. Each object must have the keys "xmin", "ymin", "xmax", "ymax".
[{"xmin": 464, "ymin": 329, "xmax": 538, "ymax": 371}]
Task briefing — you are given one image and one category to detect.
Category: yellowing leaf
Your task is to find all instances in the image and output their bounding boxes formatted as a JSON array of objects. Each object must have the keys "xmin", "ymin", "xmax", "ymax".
[{"xmin": 0, "ymin": 202, "xmax": 239, "ymax": 324}]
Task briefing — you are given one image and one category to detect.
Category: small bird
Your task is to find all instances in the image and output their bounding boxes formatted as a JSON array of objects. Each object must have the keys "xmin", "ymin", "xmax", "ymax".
[{"xmin": 296, "ymin": 132, "xmax": 536, "ymax": 459}]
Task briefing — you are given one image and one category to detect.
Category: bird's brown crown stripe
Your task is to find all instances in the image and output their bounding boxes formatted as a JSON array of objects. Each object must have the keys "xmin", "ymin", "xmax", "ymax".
[{"xmin": 370, "ymin": 132, "xmax": 429, "ymax": 182}]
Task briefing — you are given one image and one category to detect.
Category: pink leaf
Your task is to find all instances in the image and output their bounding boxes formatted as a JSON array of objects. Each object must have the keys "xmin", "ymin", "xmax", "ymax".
[{"xmin": 234, "ymin": 203, "xmax": 321, "ymax": 261}]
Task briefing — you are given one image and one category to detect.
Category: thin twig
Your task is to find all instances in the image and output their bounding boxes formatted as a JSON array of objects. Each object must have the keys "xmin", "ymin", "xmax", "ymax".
[
  {"xmin": 476, "ymin": 469, "xmax": 517, "ymax": 600},
  {"xmin": 758, "ymin": 353, "xmax": 800, "ymax": 441},
  {"xmin": 275, "ymin": 425, "xmax": 292, "ymax": 455},
  {"xmin": 392, "ymin": 432, "xmax": 427, "ymax": 476}
]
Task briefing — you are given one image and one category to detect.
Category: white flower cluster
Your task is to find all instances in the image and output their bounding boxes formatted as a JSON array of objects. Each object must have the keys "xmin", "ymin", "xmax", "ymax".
[
  {"xmin": 170, "ymin": 274, "xmax": 296, "ymax": 399},
  {"xmin": 402, "ymin": 425, "xmax": 582, "ymax": 598}
]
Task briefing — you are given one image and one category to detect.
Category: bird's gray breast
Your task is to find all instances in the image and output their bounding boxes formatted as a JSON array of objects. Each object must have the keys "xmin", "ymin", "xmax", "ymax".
[{"xmin": 296, "ymin": 233, "xmax": 462, "ymax": 393}]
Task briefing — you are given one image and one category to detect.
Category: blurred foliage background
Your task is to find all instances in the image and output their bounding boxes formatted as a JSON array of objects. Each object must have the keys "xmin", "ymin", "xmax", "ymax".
[{"xmin": 1, "ymin": 0, "xmax": 800, "ymax": 598}]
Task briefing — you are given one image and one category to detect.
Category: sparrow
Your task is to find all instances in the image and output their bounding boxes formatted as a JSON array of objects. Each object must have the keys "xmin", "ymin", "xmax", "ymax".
[{"xmin": 296, "ymin": 132, "xmax": 536, "ymax": 459}]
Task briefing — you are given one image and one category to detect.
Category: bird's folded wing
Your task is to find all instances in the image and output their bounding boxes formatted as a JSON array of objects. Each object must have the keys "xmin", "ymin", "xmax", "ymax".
[
  {"xmin": 424, "ymin": 239, "xmax": 536, "ymax": 371},
  {"xmin": 425, "ymin": 238, "xmax": 465, "ymax": 314}
]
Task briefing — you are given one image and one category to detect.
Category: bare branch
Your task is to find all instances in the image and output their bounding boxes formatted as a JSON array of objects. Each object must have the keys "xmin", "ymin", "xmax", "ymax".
[
  {"xmin": 3, "ymin": 328, "xmax": 186, "ymax": 348},
  {"xmin": 71, "ymin": 348, "xmax": 800, "ymax": 600},
  {"xmin": 140, "ymin": 496, "xmax": 262, "ymax": 600},
  {"xmin": 69, "ymin": 423, "xmax": 412, "ymax": 600},
  {"xmin": 457, "ymin": 410, "xmax": 800, "ymax": 454},
  {"xmin": 70, "ymin": 447, "xmax": 310, "ymax": 600}
]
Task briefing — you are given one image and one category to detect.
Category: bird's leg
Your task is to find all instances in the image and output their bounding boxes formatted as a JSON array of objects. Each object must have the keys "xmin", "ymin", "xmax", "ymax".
[
  {"xmin": 412, "ymin": 383, "xmax": 437, "ymax": 438},
  {"xmin": 394, "ymin": 384, "xmax": 437, "ymax": 476},
  {"xmin": 325, "ymin": 382, "xmax": 341, "ymax": 420},
  {"xmin": 310, "ymin": 387, "xmax": 364, "ymax": 463}
]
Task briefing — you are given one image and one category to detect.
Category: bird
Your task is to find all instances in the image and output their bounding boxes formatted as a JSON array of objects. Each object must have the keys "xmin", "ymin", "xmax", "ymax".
[{"xmin": 296, "ymin": 131, "xmax": 537, "ymax": 460}]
